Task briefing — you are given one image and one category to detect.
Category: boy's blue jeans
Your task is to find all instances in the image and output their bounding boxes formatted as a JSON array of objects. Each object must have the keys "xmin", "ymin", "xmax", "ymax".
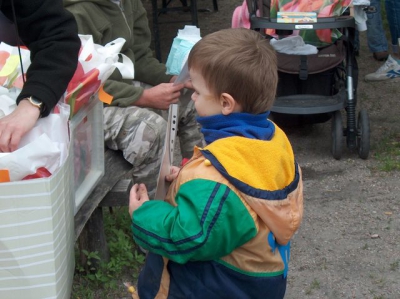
[{"xmin": 385, "ymin": 0, "xmax": 400, "ymax": 53}]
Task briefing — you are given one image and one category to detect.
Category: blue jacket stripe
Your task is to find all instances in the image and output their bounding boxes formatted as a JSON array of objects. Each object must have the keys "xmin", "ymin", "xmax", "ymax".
[
  {"xmin": 133, "ymin": 184, "xmax": 231, "ymax": 255},
  {"xmin": 200, "ymin": 183, "xmax": 220, "ymax": 226},
  {"xmin": 132, "ymin": 183, "xmax": 221, "ymax": 244}
]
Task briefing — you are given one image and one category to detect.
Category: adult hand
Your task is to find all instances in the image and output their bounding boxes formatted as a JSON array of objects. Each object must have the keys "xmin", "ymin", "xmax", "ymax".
[
  {"xmin": 136, "ymin": 82, "xmax": 184, "ymax": 110},
  {"xmin": 0, "ymin": 100, "xmax": 40, "ymax": 152},
  {"xmin": 129, "ymin": 183, "xmax": 150, "ymax": 217},
  {"xmin": 165, "ymin": 166, "xmax": 180, "ymax": 182}
]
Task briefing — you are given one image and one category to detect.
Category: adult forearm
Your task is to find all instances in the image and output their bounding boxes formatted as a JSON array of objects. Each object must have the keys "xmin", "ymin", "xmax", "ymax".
[
  {"xmin": 14, "ymin": 1, "xmax": 80, "ymax": 116},
  {"xmin": 104, "ymin": 79, "xmax": 143, "ymax": 107}
]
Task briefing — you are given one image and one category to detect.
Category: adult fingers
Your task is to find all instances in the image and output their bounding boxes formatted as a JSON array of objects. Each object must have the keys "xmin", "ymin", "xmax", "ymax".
[
  {"xmin": 0, "ymin": 130, "xmax": 12, "ymax": 153},
  {"xmin": 9, "ymin": 130, "xmax": 23, "ymax": 152}
]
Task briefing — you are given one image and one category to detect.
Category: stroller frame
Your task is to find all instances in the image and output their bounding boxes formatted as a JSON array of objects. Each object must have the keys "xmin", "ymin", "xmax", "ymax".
[{"xmin": 248, "ymin": 1, "xmax": 370, "ymax": 160}]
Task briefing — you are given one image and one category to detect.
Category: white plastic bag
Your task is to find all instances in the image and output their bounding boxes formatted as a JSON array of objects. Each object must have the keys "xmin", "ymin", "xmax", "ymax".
[
  {"xmin": 0, "ymin": 102, "xmax": 70, "ymax": 182},
  {"xmin": 0, "ymin": 42, "xmax": 30, "ymax": 89},
  {"xmin": 353, "ymin": 5, "xmax": 369, "ymax": 31},
  {"xmin": 64, "ymin": 35, "xmax": 134, "ymax": 116}
]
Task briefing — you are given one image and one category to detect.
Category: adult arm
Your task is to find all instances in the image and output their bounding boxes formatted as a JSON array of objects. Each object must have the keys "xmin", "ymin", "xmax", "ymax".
[
  {"xmin": 2, "ymin": 0, "xmax": 80, "ymax": 115},
  {"xmin": 130, "ymin": 0, "xmax": 171, "ymax": 85},
  {"xmin": 0, "ymin": 0, "xmax": 80, "ymax": 152},
  {"xmin": 103, "ymin": 78, "xmax": 183, "ymax": 110},
  {"xmin": 66, "ymin": 1, "xmax": 176, "ymax": 108},
  {"xmin": 105, "ymin": 0, "xmax": 182, "ymax": 109}
]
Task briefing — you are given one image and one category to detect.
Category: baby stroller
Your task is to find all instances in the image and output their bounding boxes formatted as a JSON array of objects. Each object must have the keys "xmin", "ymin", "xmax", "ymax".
[{"xmin": 244, "ymin": 0, "xmax": 370, "ymax": 160}]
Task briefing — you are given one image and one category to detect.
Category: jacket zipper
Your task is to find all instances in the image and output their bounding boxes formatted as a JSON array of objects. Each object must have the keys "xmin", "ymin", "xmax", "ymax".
[{"xmin": 116, "ymin": 0, "xmax": 132, "ymax": 39}]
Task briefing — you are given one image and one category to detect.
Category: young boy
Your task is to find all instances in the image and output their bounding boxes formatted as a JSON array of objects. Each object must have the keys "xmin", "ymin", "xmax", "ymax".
[{"xmin": 129, "ymin": 28, "xmax": 304, "ymax": 299}]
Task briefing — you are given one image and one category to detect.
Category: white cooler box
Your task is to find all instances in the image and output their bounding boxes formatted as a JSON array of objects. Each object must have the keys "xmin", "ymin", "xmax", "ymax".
[{"xmin": 70, "ymin": 95, "xmax": 105, "ymax": 214}]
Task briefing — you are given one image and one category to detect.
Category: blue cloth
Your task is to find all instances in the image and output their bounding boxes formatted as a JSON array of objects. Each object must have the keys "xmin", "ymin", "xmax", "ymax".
[
  {"xmin": 386, "ymin": 0, "xmax": 400, "ymax": 50},
  {"xmin": 355, "ymin": 0, "xmax": 388, "ymax": 53},
  {"xmin": 366, "ymin": 0, "xmax": 388, "ymax": 52},
  {"xmin": 138, "ymin": 252, "xmax": 287, "ymax": 299},
  {"xmin": 196, "ymin": 111, "xmax": 275, "ymax": 145}
]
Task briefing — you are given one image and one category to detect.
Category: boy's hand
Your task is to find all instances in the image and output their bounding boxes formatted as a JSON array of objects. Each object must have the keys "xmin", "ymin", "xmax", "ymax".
[
  {"xmin": 129, "ymin": 183, "xmax": 149, "ymax": 217},
  {"xmin": 165, "ymin": 166, "xmax": 180, "ymax": 182}
]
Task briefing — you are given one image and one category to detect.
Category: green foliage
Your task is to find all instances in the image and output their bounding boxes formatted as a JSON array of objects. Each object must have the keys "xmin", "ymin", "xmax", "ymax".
[{"xmin": 72, "ymin": 207, "xmax": 145, "ymax": 298}]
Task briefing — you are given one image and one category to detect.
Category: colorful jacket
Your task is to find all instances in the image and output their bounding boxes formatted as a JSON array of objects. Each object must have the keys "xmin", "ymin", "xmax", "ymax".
[
  {"xmin": 132, "ymin": 113, "xmax": 303, "ymax": 298},
  {"xmin": 64, "ymin": 0, "xmax": 173, "ymax": 107},
  {"xmin": 0, "ymin": 0, "xmax": 80, "ymax": 116}
]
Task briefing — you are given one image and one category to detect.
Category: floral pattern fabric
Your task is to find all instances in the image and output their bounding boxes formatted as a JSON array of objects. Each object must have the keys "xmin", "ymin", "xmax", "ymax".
[{"xmin": 267, "ymin": 0, "xmax": 353, "ymax": 46}]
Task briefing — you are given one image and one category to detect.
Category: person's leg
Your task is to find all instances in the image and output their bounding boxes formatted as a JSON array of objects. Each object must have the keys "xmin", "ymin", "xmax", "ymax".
[
  {"xmin": 103, "ymin": 106, "xmax": 166, "ymax": 198},
  {"xmin": 365, "ymin": 0, "xmax": 388, "ymax": 60},
  {"xmin": 385, "ymin": 0, "xmax": 400, "ymax": 55},
  {"xmin": 365, "ymin": 0, "xmax": 400, "ymax": 81}
]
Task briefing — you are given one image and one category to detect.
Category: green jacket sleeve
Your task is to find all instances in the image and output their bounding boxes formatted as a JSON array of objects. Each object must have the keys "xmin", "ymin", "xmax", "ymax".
[
  {"xmin": 131, "ymin": 179, "xmax": 258, "ymax": 264},
  {"xmin": 102, "ymin": 79, "xmax": 143, "ymax": 107}
]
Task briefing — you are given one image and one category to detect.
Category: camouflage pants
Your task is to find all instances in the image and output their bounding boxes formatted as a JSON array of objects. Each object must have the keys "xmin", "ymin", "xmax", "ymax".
[{"xmin": 103, "ymin": 83, "xmax": 203, "ymax": 198}]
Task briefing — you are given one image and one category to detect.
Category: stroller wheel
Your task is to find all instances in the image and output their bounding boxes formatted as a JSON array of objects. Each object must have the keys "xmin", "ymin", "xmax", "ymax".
[
  {"xmin": 331, "ymin": 110, "xmax": 343, "ymax": 160},
  {"xmin": 357, "ymin": 109, "xmax": 370, "ymax": 159}
]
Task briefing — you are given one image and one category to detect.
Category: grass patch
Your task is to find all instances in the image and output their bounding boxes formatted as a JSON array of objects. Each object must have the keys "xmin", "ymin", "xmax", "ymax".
[
  {"xmin": 390, "ymin": 260, "xmax": 399, "ymax": 271},
  {"xmin": 305, "ymin": 278, "xmax": 320, "ymax": 295},
  {"xmin": 71, "ymin": 207, "xmax": 144, "ymax": 299},
  {"xmin": 373, "ymin": 132, "xmax": 400, "ymax": 171}
]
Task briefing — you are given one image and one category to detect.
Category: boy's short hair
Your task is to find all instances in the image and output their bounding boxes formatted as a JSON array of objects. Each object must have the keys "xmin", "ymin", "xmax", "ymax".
[{"xmin": 188, "ymin": 28, "xmax": 278, "ymax": 114}]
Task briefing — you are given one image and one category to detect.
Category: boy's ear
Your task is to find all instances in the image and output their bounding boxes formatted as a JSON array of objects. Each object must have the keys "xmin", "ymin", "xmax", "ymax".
[{"xmin": 220, "ymin": 93, "xmax": 241, "ymax": 115}]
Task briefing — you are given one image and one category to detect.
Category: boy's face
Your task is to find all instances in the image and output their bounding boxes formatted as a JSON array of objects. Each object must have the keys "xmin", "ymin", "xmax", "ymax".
[{"xmin": 189, "ymin": 68, "xmax": 222, "ymax": 117}]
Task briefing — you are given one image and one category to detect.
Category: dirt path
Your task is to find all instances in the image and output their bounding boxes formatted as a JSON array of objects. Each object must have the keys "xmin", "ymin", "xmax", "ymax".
[{"xmin": 148, "ymin": 0, "xmax": 400, "ymax": 298}]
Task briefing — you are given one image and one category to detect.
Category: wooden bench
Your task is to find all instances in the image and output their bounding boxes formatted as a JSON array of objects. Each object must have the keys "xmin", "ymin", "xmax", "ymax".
[{"xmin": 74, "ymin": 148, "xmax": 133, "ymax": 265}]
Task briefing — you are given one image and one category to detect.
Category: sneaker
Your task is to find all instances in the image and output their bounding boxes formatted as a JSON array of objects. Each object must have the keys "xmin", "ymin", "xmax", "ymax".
[{"xmin": 365, "ymin": 55, "xmax": 400, "ymax": 82}]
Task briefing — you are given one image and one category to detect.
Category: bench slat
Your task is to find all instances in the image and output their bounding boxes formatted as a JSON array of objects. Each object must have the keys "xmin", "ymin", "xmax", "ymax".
[{"xmin": 99, "ymin": 179, "xmax": 133, "ymax": 207}]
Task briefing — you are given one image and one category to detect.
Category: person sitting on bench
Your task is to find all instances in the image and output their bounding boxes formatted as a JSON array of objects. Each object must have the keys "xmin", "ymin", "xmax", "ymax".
[{"xmin": 64, "ymin": 0, "xmax": 204, "ymax": 198}]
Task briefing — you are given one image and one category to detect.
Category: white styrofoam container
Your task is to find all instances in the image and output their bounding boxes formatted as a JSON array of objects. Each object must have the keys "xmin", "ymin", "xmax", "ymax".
[{"xmin": 69, "ymin": 95, "xmax": 105, "ymax": 215}]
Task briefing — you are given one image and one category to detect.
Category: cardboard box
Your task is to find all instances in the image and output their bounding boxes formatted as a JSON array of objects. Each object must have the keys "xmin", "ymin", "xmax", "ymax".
[
  {"xmin": 70, "ymin": 95, "xmax": 105, "ymax": 215},
  {"xmin": 0, "ymin": 149, "xmax": 75, "ymax": 299}
]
